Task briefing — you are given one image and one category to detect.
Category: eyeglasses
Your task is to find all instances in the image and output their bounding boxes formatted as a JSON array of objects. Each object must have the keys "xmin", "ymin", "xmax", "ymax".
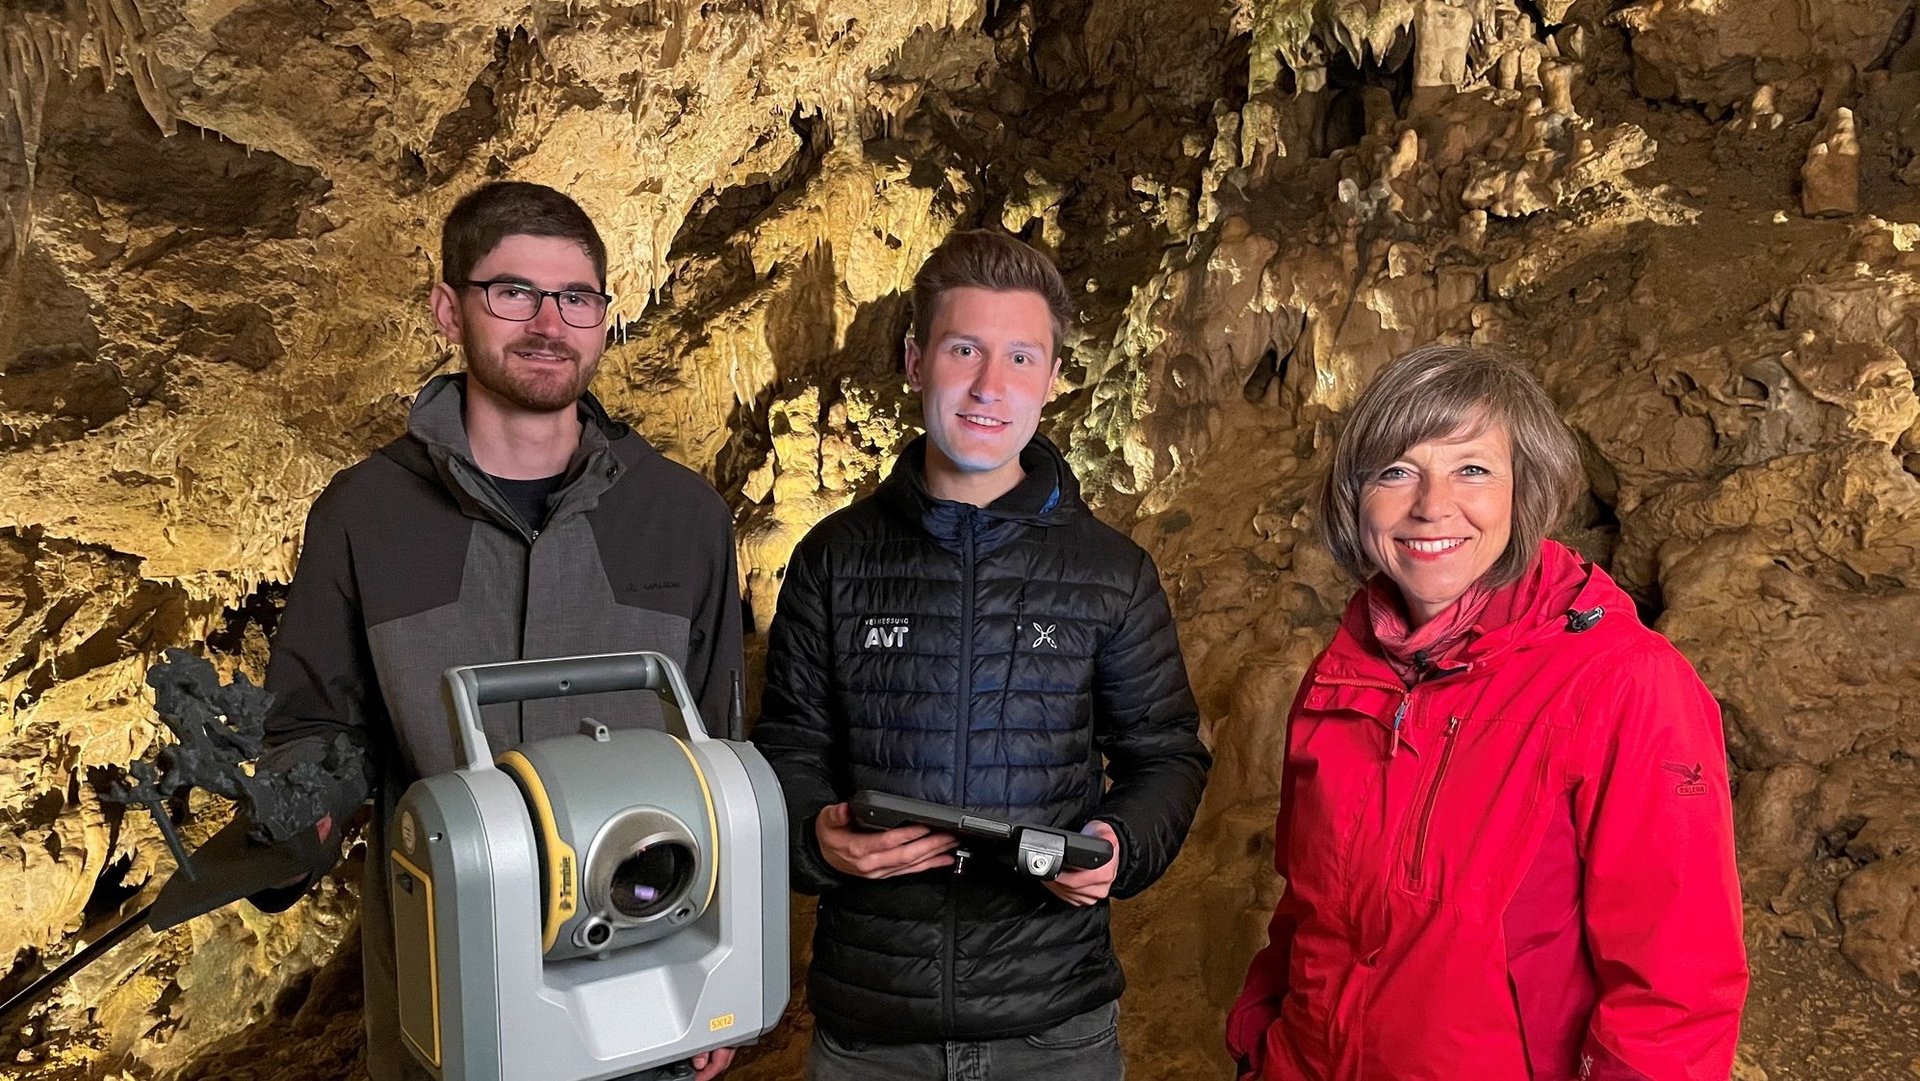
[{"xmin": 461, "ymin": 278, "xmax": 613, "ymax": 329}]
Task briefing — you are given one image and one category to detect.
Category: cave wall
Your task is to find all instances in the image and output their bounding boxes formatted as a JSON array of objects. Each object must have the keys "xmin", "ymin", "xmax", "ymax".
[{"xmin": 1, "ymin": 0, "xmax": 1917, "ymax": 1078}]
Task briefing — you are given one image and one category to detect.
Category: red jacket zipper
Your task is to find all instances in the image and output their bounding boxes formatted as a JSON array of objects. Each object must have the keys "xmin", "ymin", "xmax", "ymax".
[{"xmin": 1410, "ymin": 715, "xmax": 1462, "ymax": 884}]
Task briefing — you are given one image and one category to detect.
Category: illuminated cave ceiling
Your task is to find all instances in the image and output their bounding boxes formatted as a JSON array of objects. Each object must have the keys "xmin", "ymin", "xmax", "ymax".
[{"xmin": 1, "ymin": 0, "xmax": 1918, "ymax": 1078}]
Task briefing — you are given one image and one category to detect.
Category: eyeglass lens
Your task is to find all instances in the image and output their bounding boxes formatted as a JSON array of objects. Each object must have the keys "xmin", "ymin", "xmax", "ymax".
[{"xmin": 484, "ymin": 282, "xmax": 609, "ymax": 328}]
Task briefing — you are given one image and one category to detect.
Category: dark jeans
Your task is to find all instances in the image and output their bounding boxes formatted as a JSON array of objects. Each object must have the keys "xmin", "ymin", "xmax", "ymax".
[{"xmin": 807, "ymin": 1001, "xmax": 1124, "ymax": 1081}]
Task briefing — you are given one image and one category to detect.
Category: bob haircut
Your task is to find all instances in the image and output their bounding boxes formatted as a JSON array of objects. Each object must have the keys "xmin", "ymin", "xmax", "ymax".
[
  {"xmin": 441, "ymin": 181, "xmax": 608, "ymax": 289},
  {"xmin": 910, "ymin": 230, "xmax": 1074, "ymax": 354},
  {"xmin": 1317, "ymin": 343, "xmax": 1584, "ymax": 587}
]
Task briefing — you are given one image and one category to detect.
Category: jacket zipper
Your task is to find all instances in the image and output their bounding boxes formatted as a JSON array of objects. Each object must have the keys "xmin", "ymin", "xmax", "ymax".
[
  {"xmin": 1309, "ymin": 675, "xmax": 1412, "ymax": 759},
  {"xmin": 945, "ymin": 512, "xmax": 977, "ymax": 1035},
  {"xmin": 453, "ymin": 460, "xmax": 542, "ymax": 744},
  {"xmin": 957, "ymin": 513, "xmax": 976, "ymax": 802},
  {"xmin": 455, "ymin": 457, "xmax": 544, "ymax": 540},
  {"xmin": 1410, "ymin": 715, "xmax": 1461, "ymax": 884},
  {"xmin": 942, "ymin": 881, "xmax": 958, "ymax": 1035}
]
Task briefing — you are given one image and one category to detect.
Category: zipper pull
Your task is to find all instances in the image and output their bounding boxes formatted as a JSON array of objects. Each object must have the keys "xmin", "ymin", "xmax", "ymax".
[
  {"xmin": 1389, "ymin": 697, "xmax": 1408, "ymax": 758},
  {"xmin": 1445, "ymin": 715, "xmax": 1460, "ymax": 737}
]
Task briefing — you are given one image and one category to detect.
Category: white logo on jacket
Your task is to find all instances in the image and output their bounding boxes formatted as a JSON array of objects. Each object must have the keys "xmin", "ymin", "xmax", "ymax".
[
  {"xmin": 864, "ymin": 625, "xmax": 910, "ymax": 649},
  {"xmin": 1031, "ymin": 622, "xmax": 1057, "ymax": 649},
  {"xmin": 860, "ymin": 615, "xmax": 912, "ymax": 650}
]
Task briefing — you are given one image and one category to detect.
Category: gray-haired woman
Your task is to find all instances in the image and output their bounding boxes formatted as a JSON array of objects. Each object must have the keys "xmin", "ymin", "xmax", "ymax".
[{"xmin": 1227, "ymin": 345, "xmax": 1747, "ymax": 1080}]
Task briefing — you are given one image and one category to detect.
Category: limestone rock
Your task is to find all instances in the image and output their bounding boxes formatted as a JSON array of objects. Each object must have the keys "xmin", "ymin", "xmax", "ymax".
[
  {"xmin": 1411, "ymin": 0, "xmax": 1474, "ymax": 93},
  {"xmin": 1837, "ymin": 854, "xmax": 1920, "ymax": 993},
  {"xmin": 1613, "ymin": 0, "xmax": 1908, "ymax": 114},
  {"xmin": 1803, "ymin": 108, "xmax": 1861, "ymax": 217},
  {"xmin": 1660, "ymin": 536, "xmax": 1920, "ymax": 767},
  {"xmin": 1736, "ymin": 762, "xmax": 1825, "ymax": 890}
]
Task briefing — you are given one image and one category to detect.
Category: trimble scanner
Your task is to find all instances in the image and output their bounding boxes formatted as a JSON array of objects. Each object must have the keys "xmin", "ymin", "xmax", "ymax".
[{"xmin": 389, "ymin": 652, "xmax": 788, "ymax": 1081}]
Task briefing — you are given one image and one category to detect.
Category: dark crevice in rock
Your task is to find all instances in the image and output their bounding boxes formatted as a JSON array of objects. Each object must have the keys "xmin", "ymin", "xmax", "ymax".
[
  {"xmin": 1867, "ymin": 6, "xmax": 1918, "ymax": 73},
  {"xmin": 1322, "ymin": 49, "xmax": 1414, "ymax": 156},
  {"xmin": 419, "ymin": 50, "xmax": 506, "ymax": 185},
  {"xmin": 714, "ymin": 382, "xmax": 786, "ymax": 506},
  {"xmin": 1632, "ymin": 578, "xmax": 1666, "ymax": 635},
  {"xmin": 712, "ymin": 291, "xmax": 910, "ymax": 503},
  {"xmin": 79, "ymin": 853, "xmax": 143, "ymax": 926},
  {"xmin": 667, "ymin": 106, "xmax": 833, "ymax": 271},
  {"xmin": 1242, "ymin": 344, "xmax": 1284, "ymax": 402},
  {"xmin": 21, "ymin": 579, "xmax": 190, "ymax": 706},
  {"xmin": 1820, "ymin": 815, "xmax": 1871, "ymax": 860},
  {"xmin": 0, "ymin": 247, "xmax": 166, "ymax": 449},
  {"xmin": 204, "ymin": 581, "xmax": 289, "ymax": 657},
  {"xmin": 1246, "ymin": 309, "xmax": 1308, "ymax": 407},
  {"xmin": 39, "ymin": 78, "xmax": 332, "ymax": 240},
  {"xmin": 981, "ymin": 0, "xmax": 1025, "ymax": 38},
  {"xmin": 170, "ymin": 301, "xmax": 289, "ymax": 372}
]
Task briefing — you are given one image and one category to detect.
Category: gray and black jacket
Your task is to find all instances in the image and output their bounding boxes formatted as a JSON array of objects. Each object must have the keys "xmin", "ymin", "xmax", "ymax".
[
  {"xmin": 751, "ymin": 434, "xmax": 1210, "ymax": 1044},
  {"xmin": 258, "ymin": 373, "xmax": 744, "ymax": 1081}
]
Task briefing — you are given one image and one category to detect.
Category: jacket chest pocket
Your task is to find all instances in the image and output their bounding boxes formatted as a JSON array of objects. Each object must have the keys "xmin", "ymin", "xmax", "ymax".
[
  {"xmin": 1006, "ymin": 616, "xmax": 1096, "ymax": 709},
  {"xmin": 1399, "ymin": 714, "xmax": 1565, "ymax": 904},
  {"xmin": 1283, "ymin": 687, "xmax": 1406, "ymax": 900}
]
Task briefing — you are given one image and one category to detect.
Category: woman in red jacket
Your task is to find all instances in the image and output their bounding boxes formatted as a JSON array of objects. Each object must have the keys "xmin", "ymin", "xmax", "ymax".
[{"xmin": 1227, "ymin": 345, "xmax": 1747, "ymax": 1081}]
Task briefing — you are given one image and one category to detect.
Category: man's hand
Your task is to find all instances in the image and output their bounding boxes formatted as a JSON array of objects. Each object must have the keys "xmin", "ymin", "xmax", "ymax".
[
  {"xmin": 815, "ymin": 802, "xmax": 957, "ymax": 879},
  {"xmin": 1043, "ymin": 820, "xmax": 1121, "ymax": 907},
  {"xmin": 691, "ymin": 1045, "xmax": 734, "ymax": 1080}
]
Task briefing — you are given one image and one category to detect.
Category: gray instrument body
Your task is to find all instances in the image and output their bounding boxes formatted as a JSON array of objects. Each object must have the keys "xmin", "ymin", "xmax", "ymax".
[{"xmin": 388, "ymin": 652, "xmax": 788, "ymax": 1081}]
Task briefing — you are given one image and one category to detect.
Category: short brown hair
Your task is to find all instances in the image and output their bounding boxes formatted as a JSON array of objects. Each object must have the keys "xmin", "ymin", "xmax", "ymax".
[
  {"xmin": 1316, "ymin": 343, "xmax": 1583, "ymax": 586},
  {"xmin": 910, "ymin": 230, "xmax": 1073, "ymax": 352},
  {"xmin": 441, "ymin": 182, "xmax": 607, "ymax": 288}
]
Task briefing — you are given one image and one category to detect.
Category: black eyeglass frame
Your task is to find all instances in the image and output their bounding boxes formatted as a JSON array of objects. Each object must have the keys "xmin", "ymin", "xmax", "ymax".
[{"xmin": 459, "ymin": 278, "xmax": 615, "ymax": 329}]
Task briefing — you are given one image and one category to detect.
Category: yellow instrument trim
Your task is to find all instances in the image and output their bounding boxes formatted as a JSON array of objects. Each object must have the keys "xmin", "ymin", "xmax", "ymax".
[
  {"xmin": 498, "ymin": 750, "xmax": 577, "ymax": 953},
  {"xmin": 391, "ymin": 850, "xmax": 442, "ymax": 1068},
  {"xmin": 667, "ymin": 736, "xmax": 719, "ymax": 912}
]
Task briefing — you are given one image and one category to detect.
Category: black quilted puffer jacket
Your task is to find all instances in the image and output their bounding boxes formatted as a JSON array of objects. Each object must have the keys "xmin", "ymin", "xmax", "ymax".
[{"xmin": 752, "ymin": 434, "xmax": 1211, "ymax": 1044}]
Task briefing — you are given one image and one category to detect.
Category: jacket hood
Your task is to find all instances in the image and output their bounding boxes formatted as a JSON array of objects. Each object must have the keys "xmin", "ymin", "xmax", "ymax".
[
  {"xmin": 1320, "ymin": 540, "xmax": 1631, "ymax": 683},
  {"xmin": 399, "ymin": 373, "xmax": 628, "ymax": 475},
  {"xmin": 384, "ymin": 373, "xmax": 637, "ymax": 532},
  {"xmin": 877, "ymin": 433, "xmax": 1086, "ymax": 553}
]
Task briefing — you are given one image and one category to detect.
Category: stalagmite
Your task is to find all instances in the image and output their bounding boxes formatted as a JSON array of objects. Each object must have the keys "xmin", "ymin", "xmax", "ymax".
[
  {"xmin": 1542, "ymin": 59, "xmax": 1577, "ymax": 117},
  {"xmin": 1802, "ymin": 107, "xmax": 1860, "ymax": 217},
  {"xmin": 1412, "ymin": 0, "xmax": 1473, "ymax": 108}
]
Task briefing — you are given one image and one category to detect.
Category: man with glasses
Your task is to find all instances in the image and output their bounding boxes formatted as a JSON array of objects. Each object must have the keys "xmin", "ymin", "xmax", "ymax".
[{"xmin": 252, "ymin": 182, "xmax": 743, "ymax": 1081}]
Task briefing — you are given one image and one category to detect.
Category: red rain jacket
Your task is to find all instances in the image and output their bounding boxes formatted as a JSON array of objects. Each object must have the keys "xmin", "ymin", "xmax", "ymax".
[{"xmin": 1227, "ymin": 542, "xmax": 1746, "ymax": 1080}]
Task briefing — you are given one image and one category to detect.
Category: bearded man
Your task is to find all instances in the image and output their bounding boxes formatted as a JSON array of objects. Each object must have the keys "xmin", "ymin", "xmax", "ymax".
[{"xmin": 252, "ymin": 181, "xmax": 743, "ymax": 1081}]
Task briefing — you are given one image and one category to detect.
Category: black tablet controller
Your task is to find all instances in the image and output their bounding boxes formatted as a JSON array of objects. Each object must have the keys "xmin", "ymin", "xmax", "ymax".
[{"xmin": 848, "ymin": 790, "xmax": 1113, "ymax": 881}]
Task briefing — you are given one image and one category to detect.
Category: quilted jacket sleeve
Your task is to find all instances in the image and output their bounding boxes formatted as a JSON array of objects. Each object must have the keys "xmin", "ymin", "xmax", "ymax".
[
  {"xmin": 1088, "ymin": 547, "xmax": 1211, "ymax": 899},
  {"xmin": 1572, "ymin": 640, "xmax": 1747, "ymax": 1080},
  {"xmin": 749, "ymin": 534, "xmax": 846, "ymax": 895}
]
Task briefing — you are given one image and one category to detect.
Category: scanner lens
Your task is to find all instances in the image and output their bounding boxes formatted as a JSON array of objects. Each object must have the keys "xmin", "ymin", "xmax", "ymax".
[{"xmin": 609, "ymin": 841, "xmax": 693, "ymax": 919}]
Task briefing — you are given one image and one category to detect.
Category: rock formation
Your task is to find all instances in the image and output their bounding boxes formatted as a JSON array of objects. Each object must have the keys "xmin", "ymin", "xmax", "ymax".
[
  {"xmin": 1, "ymin": 0, "xmax": 1917, "ymax": 1078},
  {"xmin": 1803, "ymin": 107, "xmax": 1862, "ymax": 216}
]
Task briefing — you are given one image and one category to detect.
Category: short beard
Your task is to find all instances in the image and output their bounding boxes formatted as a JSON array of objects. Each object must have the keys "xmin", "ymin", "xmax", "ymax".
[{"xmin": 467, "ymin": 333, "xmax": 596, "ymax": 413}]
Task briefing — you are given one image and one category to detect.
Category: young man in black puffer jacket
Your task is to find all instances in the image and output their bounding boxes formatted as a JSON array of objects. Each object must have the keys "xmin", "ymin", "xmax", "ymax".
[{"xmin": 752, "ymin": 230, "xmax": 1211, "ymax": 1080}]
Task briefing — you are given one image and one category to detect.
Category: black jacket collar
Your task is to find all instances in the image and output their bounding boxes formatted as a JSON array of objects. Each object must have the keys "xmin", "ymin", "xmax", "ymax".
[{"xmin": 878, "ymin": 434, "xmax": 1086, "ymax": 555}]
